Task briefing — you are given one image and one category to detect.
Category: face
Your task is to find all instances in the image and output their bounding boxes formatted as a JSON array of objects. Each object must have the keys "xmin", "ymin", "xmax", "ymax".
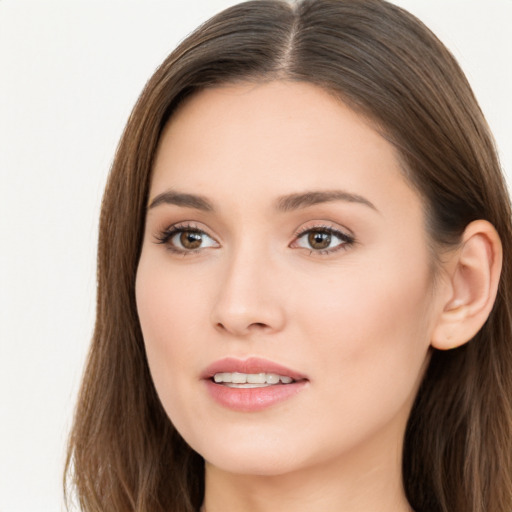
[{"xmin": 136, "ymin": 81, "xmax": 444, "ymax": 477}]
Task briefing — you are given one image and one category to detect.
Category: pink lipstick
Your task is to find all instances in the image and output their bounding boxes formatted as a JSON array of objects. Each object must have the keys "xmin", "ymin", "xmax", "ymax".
[{"xmin": 202, "ymin": 357, "xmax": 308, "ymax": 412}]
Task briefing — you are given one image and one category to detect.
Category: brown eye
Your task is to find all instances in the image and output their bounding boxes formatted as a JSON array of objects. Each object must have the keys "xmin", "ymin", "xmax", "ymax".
[
  {"xmin": 308, "ymin": 231, "xmax": 331, "ymax": 250},
  {"xmin": 292, "ymin": 226, "xmax": 354, "ymax": 254},
  {"xmin": 161, "ymin": 226, "xmax": 218, "ymax": 253},
  {"xmin": 180, "ymin": 231, "xmax": 203, "ymax": 249}
]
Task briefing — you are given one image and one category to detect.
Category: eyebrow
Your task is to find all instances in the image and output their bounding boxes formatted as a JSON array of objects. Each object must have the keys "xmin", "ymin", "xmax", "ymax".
[
  {"xmin": 276, "ymin": 190, "xmax": 378, "ymax": 213},
  {"xmin": 148, "ymin": 190, "xmax": 214, "ymax": 211},
  {"xmin": 147, "ymin": 189, "xmax": 378, "ymax": 213}
]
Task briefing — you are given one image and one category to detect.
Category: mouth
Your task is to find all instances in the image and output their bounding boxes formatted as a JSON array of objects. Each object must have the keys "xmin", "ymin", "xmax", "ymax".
[
  {"xmin": 202, "ymin": 356, "xmax": 307, "ymax": 383},
  {"xmin": 212, "ymin": 371, "xmax": 295, "ymax": 388},
  {"xmin": 202, "ymin": 357, "xmax": 308, "ymax": 411}
]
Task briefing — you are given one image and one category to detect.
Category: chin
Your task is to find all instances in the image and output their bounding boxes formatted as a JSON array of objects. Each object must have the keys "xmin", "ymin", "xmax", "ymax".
[
  {"xmin": 204, "ymin": 450, "xmax": 303, "ymax": 477},
  {"xmin": 187, "ymin": 428, "xmax": 308, "ymax": 477}
]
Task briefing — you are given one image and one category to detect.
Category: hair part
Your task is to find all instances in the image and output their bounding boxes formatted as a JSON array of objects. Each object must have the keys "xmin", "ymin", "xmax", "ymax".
[{"xmin": 65, "ymin": 1, "xmax": 512, "ymax": 511}]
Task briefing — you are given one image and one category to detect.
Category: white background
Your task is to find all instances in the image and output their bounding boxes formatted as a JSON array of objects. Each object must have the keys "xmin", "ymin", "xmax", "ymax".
[{"xmin": 0, "ymin": 1, "xmax": 510, "ymax": 511}]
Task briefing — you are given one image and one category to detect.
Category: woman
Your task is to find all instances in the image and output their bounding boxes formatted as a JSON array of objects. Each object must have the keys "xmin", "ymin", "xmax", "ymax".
[{"xmin": 65, "ymin": 1, "xmax": 512, "ymax": 511}]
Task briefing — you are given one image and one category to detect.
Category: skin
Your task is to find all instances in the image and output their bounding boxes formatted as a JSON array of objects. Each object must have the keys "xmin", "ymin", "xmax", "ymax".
[{"xmin": 135, "ymin": 81, "xmax": 451, "ymax": 512}]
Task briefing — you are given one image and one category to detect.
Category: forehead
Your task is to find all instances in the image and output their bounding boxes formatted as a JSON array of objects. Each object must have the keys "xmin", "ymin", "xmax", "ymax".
[{"xmin": 150, "ymin": 80, "xmax": 421, "ymax": 220}]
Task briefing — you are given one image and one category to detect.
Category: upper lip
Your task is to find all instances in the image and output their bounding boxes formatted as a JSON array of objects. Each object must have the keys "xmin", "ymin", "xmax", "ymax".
[{"xmin": 201, "ymin": 357, "xmax": 308, "ymax": 381}]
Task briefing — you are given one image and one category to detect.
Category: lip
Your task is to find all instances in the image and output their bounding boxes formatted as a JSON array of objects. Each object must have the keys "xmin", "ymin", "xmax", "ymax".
[
  {"xmin": 201, "ymin": 357, "xmax": 307, "ymax": 381},
  {"xmin": 201, "ymin": 357, "xmax": 308, "ymax": 412}
]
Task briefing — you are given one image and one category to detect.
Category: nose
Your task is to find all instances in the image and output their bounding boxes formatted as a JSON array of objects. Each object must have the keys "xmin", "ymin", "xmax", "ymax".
[{"xmin": 210, "ymin": 248, "xmax": 286, "ymax": 337}]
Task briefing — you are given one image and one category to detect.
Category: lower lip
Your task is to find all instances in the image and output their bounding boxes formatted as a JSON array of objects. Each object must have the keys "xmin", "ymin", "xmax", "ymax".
[{"xmin": 204, "ymin": 379, "xmax": 307, "ymax": 412}]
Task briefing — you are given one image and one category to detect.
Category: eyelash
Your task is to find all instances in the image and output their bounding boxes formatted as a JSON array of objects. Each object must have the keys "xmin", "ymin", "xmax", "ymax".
[
  {"xmin": 292, "ymin": 224, "xmax": 355, "ymax": 255},
  {"xmin": 154, "ymin": 223, "xmax": 355, "ymax": 256},
  {"xmin": 154, "ymin": 222, "xmax": 217, "ymax": 255}
]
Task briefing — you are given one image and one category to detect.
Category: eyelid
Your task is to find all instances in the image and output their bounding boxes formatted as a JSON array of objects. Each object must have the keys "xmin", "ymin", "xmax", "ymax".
[
  {"xmin": 293, "ymin": 221, "xmax": 354, "ymax": 239},
  {"xmin": 290, "ymin": 222, "xmax": 355, "ymax": 255},
  {"xmin": 153, "ymin": 221, "xmax": 220, "ymax": 254}
]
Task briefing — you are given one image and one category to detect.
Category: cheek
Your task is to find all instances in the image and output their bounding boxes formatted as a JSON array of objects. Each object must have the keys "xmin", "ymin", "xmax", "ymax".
[
  {"xmin": 136, "ymin": 254, "xmax": 210, "ymax": 345},
  {"xmin": 135, "ymin": 257, "xmax": 209, "ymax": 408},
  {"xmin": 284, "ymin": 268, "xmax": 433, "ymax": 455},
  {"xmin": 297, "ymin": 253, "xmax": 434, "ymax": 404}
]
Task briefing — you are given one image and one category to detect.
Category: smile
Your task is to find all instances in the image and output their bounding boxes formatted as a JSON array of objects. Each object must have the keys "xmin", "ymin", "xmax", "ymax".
[
  {"xmin": 203, "ymin": 358, "xmax": 308, "ymax": 412},
  {"xmin": 213, "ymin": 372, "xmax": 294, "ymax": 387}
]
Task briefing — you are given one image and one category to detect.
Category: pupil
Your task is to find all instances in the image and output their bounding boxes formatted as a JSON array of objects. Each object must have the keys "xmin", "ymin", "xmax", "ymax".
[
  {"xmin": 180, "ymin": 231, "xmax": 202, "ymax": 249},
  {"xmin": 308, "ymin": 231, "xmax": 331, "ymax": 249}
]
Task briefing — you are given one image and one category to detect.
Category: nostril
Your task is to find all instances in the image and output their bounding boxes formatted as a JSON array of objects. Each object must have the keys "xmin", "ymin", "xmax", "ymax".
[
  {"xmin": 214, "ymin": 321, "xmax": 270, "ymax": 335},
  {"xmin": 248, "ymin": 322, "xmax": 271, "ymax": 332}
]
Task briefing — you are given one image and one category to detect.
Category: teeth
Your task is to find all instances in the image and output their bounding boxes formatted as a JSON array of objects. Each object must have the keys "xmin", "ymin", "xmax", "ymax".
[
  {"xmin": 247, "ymin": 373, "xmax": 266, "ymax": 384},
  {"xmin": 232, "ymin": 372, "xmax": 246, "ymax": 384},
  {"xmin": 213, "ymin": 372, "xmax": 295, "ymax": 385},
  {"xmin": 266, "ymin": 373, "xmax": 279, "ymax": 384},
  {"xmin": 214, "ymin": 372, "xmax": 232, "ymax": 383}
]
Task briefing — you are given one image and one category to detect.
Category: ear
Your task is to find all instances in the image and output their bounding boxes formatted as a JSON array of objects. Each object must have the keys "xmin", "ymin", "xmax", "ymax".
[{"xmin": 431, "ymin": 220, "xmax": 502, "ymax": 350}]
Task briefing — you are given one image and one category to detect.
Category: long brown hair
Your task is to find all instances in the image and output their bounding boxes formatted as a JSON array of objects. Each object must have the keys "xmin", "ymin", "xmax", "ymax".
[{"xmin": 65, "ymin": 1, "xmax": 512, "ymax": 511}]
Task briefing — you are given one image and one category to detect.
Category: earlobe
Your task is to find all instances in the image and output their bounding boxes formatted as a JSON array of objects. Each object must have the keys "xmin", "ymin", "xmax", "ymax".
[{"xmin": 431, "ymin": 220, "xmax": 502, "ymax": 350}]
